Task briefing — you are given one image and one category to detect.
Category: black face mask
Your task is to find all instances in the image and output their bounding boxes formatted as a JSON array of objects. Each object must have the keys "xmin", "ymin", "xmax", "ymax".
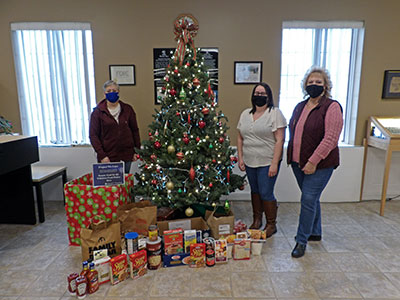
[
  {"xmin": 306, "ymin": 84, "xmax": 324, "ymax": 98},
  {"xmin": 253, "ymin": 95, "xmax": 267, "ymax": 107}
]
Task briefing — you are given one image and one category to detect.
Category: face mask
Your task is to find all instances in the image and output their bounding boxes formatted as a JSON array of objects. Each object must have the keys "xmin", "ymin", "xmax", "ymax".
[
  {"xmin": 306, "ymin": 85, "xmax": 324, "ymax": 98},
  {"xmin": 253, "ymin": 95, "xmax": 267, "ymax": 107},
  {"xmin": 106, "ymin": 92, "xmax": 119, "ymax": 103}
]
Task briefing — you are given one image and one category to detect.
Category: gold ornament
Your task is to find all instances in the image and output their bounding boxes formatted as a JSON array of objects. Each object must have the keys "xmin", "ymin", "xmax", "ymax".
[
  {"xmin": 205, "ymin": 135, "xmax": 210, "ymax": 140},
  {"xmin": 166, "ymin": 181, "xmax": 174, "ymax": 190},
  {"xmin": 167, "ymin": 145, "xmax": 176, "ymax": 153},
  {"xmin": 185, "ymin": 207, "xmax": 194, "ymax": 217}
]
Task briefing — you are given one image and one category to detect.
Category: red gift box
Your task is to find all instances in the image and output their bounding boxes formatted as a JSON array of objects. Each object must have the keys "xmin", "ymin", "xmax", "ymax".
[{"xmin": 64, "ymin": 173, "xmax": 134, "ymax": 246}]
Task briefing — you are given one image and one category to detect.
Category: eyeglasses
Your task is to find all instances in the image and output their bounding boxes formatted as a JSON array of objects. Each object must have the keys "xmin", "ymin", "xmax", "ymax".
[{"xmin": 254, "ymin": 92, "xmax": 267, "ymax": 96}]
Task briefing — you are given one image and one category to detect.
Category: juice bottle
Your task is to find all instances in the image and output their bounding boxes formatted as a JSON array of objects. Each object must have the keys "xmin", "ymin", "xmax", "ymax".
[{"xmin": 87, "ymin": 262, "xmax": 99, "ymax": 294}]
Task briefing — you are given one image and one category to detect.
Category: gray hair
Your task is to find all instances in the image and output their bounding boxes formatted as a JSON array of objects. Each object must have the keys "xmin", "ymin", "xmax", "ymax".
[
  {"xmin": 103, "ymin": 80, "xmax": 120, "ymax": 92},
  {"xmin": 301, "ymin": 66, "xmax": 332, "ymax": 98}
]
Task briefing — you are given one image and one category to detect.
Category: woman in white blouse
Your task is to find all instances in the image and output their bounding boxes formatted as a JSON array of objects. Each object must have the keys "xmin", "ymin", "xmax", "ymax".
[{"xmin": 237, "ymin": 83, "xmax": 287, "ymax": 237}]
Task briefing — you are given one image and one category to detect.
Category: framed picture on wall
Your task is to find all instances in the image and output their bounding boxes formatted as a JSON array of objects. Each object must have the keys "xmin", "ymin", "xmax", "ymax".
[
  {"xmin": 382, "ymin": 70, "xmax": 400, "ymax": 99},
  {"xmin": 109, "ymin": 65, "xmax": 135, "ymax": 86},
  {"xmin": 234, "ymin": 61, "xmax": 262, "ymax": 84}
]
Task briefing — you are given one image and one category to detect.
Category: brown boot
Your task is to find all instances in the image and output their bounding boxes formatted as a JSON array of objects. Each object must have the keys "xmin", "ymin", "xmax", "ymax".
[
  {"xmin": 249, "ymin": 193, "xmax": 263, "ymax": 229},
  {"xmin": 263, "ymin": 200, "xmax": 278, "ymax": 237}
]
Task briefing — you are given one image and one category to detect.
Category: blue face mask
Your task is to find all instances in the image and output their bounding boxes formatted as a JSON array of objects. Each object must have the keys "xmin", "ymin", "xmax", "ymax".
[{"xmin": 106, "ymin": 92, "xmax": 119, "ymax": 103}]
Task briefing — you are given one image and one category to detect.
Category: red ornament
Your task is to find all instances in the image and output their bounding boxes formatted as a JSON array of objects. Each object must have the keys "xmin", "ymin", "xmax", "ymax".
[
  {"xmin": 198, "ymin": 120, "xmax": 206, "ymax": 129},
  {"xmin": 212, "ymin": 159, "xmax": 216, "ymax": 163},
  {"xmin": 227, "ymin": 170, "xmax": 230, "ymax": 183},
  {"xmin": 189, "ymin": 166, "xmax": 195, "ymax": 182},
  {"xmin": 151, "ymin": 179, "xmax": 157, "ymax": 185},
  {"xmin": 186, "ymin": 62, "xmax": 190, "ymax": 67},
  {"xmin": 230, "ymin": 156, "xmax": 238, "ymax": 163},
  {"xmin": 183, "ymin": 137, "xmax": 190, "ymax": 144},
  {"xmin": 150, "ymin": 154, "xmax": 157, "ymax": 161},
  {"xmin": 176, "ymin": 152, "xmax": 184, "ymax": 160},
  {"xmin": 176, "ymin": 112, "xmax": 180, "ymax": 116},
  {"xmin": 196, "ymin": 137, "xmax": 200, "ymax": 142},
  {"xmin": 135, "ymin": 154, "xmax": 141, "ymax": 160},
  {"xmin": 193, "ymin": 78, "xmax": 200, "ymax": 86},
  {"xmin": 174, "ymin": 69, "xmax": 179, "ymax": 74},
  {"xmin": 156, "ymin": 167, "xmax": 161, "ymax": 173},
  {"xmin": 209, "ymin": 183, "xmax": 213, "ymax": 188},
  {"xmin": 165, "ymin": 76, "xmax": 169, "ymax": 82},
  {"xmin": 154, "ymin": 141, "xmax": 161, "ymax": 149},
  {"xmin": 162, "ymin": 87, "xmax": 166, "ymax": 91},
  {"xmin": 148, "ymin": 132, "xmax": 152, "ymax": 136},
  {"xmin": 201, "ymin": 107, "xmax": 209, "ymax": 115},
  {"xmin": 170, "ymin": 89, "xmax": 177, "ymax": 96},
  {"xmin": 219, "ymin": 137, "xmax": 225, "ymax": 144},
  {"xmin": 144, "ymin": 165, "xmax": 149, "ymax": 170}
]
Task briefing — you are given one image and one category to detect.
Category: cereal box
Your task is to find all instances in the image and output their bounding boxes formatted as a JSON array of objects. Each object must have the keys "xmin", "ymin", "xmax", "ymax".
[
  {"xmin": 214, "ymin": 239, "xmax": 228, "ymax": 264},
  {"xmin": 189, "ymin": 243, "xmax": 206, "ymax": 268},
  {"xmin": 129, "ymin": 249, "xmax": 147, "ymax": 279},
  {"xmin": 110, "ymin": 254, "xmax": 128, "ymax": 285},
  {"xmin": 163, "ymin": 228, "xmax": 184, "ymax": 255}
]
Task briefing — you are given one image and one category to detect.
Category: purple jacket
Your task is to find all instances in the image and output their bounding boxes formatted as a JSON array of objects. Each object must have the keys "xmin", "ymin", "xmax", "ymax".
[
  {"xmin": 89, "ymin": 99, "xmax": 141, "ymax": 162},
  {"xmin": 287, "ymin": 96, "xmax": 341, "ymax": 169}
]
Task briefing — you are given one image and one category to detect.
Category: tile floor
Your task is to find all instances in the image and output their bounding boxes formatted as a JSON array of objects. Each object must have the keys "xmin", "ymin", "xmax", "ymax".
[{"xmin": 1, "ymin": 200, "xmax": 400, "ymax": 299}]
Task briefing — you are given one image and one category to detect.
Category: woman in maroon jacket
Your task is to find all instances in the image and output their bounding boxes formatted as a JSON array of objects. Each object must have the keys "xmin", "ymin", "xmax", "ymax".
[{"xmin": 89, "ymin": 80, "xmax": 141, "ymax": 173}]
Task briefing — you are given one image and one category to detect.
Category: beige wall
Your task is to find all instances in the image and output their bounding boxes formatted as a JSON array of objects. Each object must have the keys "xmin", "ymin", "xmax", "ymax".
[{"xmin": 1, "ymin": 0, "xmax": 400, "ymax": 145}]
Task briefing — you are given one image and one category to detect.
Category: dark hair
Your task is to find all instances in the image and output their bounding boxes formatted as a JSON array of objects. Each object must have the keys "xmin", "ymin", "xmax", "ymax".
[{"xmin": 249, "ymin": 82, "xmax": 274, "ymax": 114}]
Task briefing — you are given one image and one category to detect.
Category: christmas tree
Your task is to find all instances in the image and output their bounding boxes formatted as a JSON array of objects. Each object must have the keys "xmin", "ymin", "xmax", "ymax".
[{"xmin": 134, "ymin": 15, "xmax": 244, "ymax": 209}]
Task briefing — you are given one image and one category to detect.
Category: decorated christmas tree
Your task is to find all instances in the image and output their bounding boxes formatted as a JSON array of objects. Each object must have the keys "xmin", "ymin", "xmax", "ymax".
[{"xmin": 134, "ymin": 15, "xmax": 244, "ymax": 210}]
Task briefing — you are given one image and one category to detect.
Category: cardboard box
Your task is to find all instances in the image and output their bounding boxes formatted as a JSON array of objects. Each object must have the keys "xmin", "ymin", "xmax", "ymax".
[
  {"xmin": 64, "ymin": 173, "xmax": 134, "ymax": 246},
  {"xmin": 157, "ymin": 216, "xmax": 211, "ymax": 239},
  {"xmin": 205, "ymin": 209, "xmax": 235, "ymax": 239},
  {"xmin": 163, "ymin": 252, "xmax": 190, "ymax": 268}
]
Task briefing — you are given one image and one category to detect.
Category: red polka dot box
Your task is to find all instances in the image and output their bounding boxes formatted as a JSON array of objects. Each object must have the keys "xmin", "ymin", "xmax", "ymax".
[{"xmin": 64, "ymin": 173, "xmax": 134, "ymax": 246}]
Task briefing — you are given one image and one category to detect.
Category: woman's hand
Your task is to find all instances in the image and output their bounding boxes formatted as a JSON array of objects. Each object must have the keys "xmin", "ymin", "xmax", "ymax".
[
  {"xmin": 101, "ymin": 156, "xmax": 110, "ymax": 163},
  {"xmin": 268, "ymin": 163, "xmax": 278, "ymax": 177},
  {"xmin": 238, "ymin": 158, "xmax": 246, "ymax": 172},
  {"xmin": 302, "ymin": 161, "xmax": 316, "ymax": 175}
]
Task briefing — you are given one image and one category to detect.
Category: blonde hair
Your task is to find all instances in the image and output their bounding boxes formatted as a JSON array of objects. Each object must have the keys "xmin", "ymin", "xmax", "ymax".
[{"xmin": 301, "ymin": 66, "xmax": 332, "ymax": 98}]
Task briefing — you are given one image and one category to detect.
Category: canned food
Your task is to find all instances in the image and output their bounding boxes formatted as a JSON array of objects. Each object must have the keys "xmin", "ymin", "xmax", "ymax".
[
  {"xmin": 146, "ymin": 237, "xmax": 162, "ymax": 270},
  {"xmin": 125, "ymin": 232, "xmax": 139, "ymax": 255},
  {"xmin": 148, "ymin": 225, "xmax": 158, "ymax": 242}
]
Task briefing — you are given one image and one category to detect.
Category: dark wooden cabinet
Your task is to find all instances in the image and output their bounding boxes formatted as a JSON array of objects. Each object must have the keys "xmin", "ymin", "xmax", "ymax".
[{"xmin": 0, "ymin": 135, "xmax": 39, "ymax": 224}]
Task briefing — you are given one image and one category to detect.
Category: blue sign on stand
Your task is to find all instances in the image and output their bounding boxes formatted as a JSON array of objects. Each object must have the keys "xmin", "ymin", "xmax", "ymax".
[{"xmin": 93, "ymin": 162, "xmax": 125, "ymax": 187}]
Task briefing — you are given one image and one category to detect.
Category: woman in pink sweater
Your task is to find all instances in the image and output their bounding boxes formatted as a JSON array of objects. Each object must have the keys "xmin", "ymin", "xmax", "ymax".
[{"xmin": 287, "ymin": 67, "xmax": 343, "ymax": 258}]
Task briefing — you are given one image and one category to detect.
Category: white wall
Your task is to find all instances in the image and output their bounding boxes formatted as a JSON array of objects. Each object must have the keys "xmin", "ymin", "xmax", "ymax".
[{"xmin": 36, "ymin": 145, "xmax": 400, "ymax": 203}]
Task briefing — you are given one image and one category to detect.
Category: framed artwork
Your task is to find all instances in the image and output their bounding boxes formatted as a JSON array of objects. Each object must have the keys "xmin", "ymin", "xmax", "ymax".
[
  {"xmin": 382, "ymin": 70, "xmax": 400, "ymax": 99},
  {"xmin": 109, "ymin": 65, "xmax": 135, "ymax": 86},
  {"xmin": 234, "ymin": 61, "xmax": 262, "ymax": 84}
]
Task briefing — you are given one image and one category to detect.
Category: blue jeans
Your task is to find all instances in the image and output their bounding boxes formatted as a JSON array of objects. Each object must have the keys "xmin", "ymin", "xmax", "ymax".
[
  {"xmin": 124, "ymin": 161, "xmax": 132, "ymax": 174},
  {"xmin": 291, "ymin": 163, "xmax": 333, "ymax": 245},
  {"xmin": 245, "ymin": 163, "xmax": 280, "ymax": 201}
]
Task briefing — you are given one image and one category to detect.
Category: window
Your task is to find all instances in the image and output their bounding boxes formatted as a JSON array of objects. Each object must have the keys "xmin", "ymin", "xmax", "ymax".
[
  {"xmin": 279, "ymin": 21, "xmax": 364, "ymax": 144},
  {"xmin": 11, "ymin": 22, "xmax": 96, "ymax": 146}
]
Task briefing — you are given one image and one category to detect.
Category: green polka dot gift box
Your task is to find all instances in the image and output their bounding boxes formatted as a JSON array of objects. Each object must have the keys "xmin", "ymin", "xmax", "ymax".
[{"xmin": 64, "ymin": 173, "xmax": 134, "ymax": 246}]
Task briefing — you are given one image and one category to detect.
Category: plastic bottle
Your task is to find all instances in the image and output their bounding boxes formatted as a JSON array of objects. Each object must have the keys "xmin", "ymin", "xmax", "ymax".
[{"xmin": 87, "ymin": 262, "xmax": 99, "ymax": 294}]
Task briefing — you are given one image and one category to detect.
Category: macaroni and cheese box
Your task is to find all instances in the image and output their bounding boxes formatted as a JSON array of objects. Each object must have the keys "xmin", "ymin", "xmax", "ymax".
[
  {"xmin": 184, "ymin": 230, "xmax": 197, "ymax": 253},
  {"xmin": 233, "ymin": 239, "xmax": 251, "ymax": 260}
]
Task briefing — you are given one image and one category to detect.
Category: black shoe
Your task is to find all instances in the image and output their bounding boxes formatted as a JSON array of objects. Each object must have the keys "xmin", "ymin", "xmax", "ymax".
[
  {"xmin": 294, "ymin": 235, "xmax": 322, "ymax": 242},
  {"xmin": 308, "ymin": 235, "xmax": 321, "ymax": 241},
  {"xmin": 291, "ymin": 243, "xmax": 306, "ymax": 258}
]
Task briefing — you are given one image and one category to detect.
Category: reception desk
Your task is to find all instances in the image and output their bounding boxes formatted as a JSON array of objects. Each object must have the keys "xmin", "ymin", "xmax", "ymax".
[{"xmin": 0, "ymin": 135, "xmax": 39, "ymax": 224}]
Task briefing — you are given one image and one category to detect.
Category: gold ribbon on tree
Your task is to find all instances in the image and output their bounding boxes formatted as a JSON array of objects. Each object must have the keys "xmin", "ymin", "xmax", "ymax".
[{"xmin": 173, "ymin": 14, "xmax": 199, "ymax": 66}]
